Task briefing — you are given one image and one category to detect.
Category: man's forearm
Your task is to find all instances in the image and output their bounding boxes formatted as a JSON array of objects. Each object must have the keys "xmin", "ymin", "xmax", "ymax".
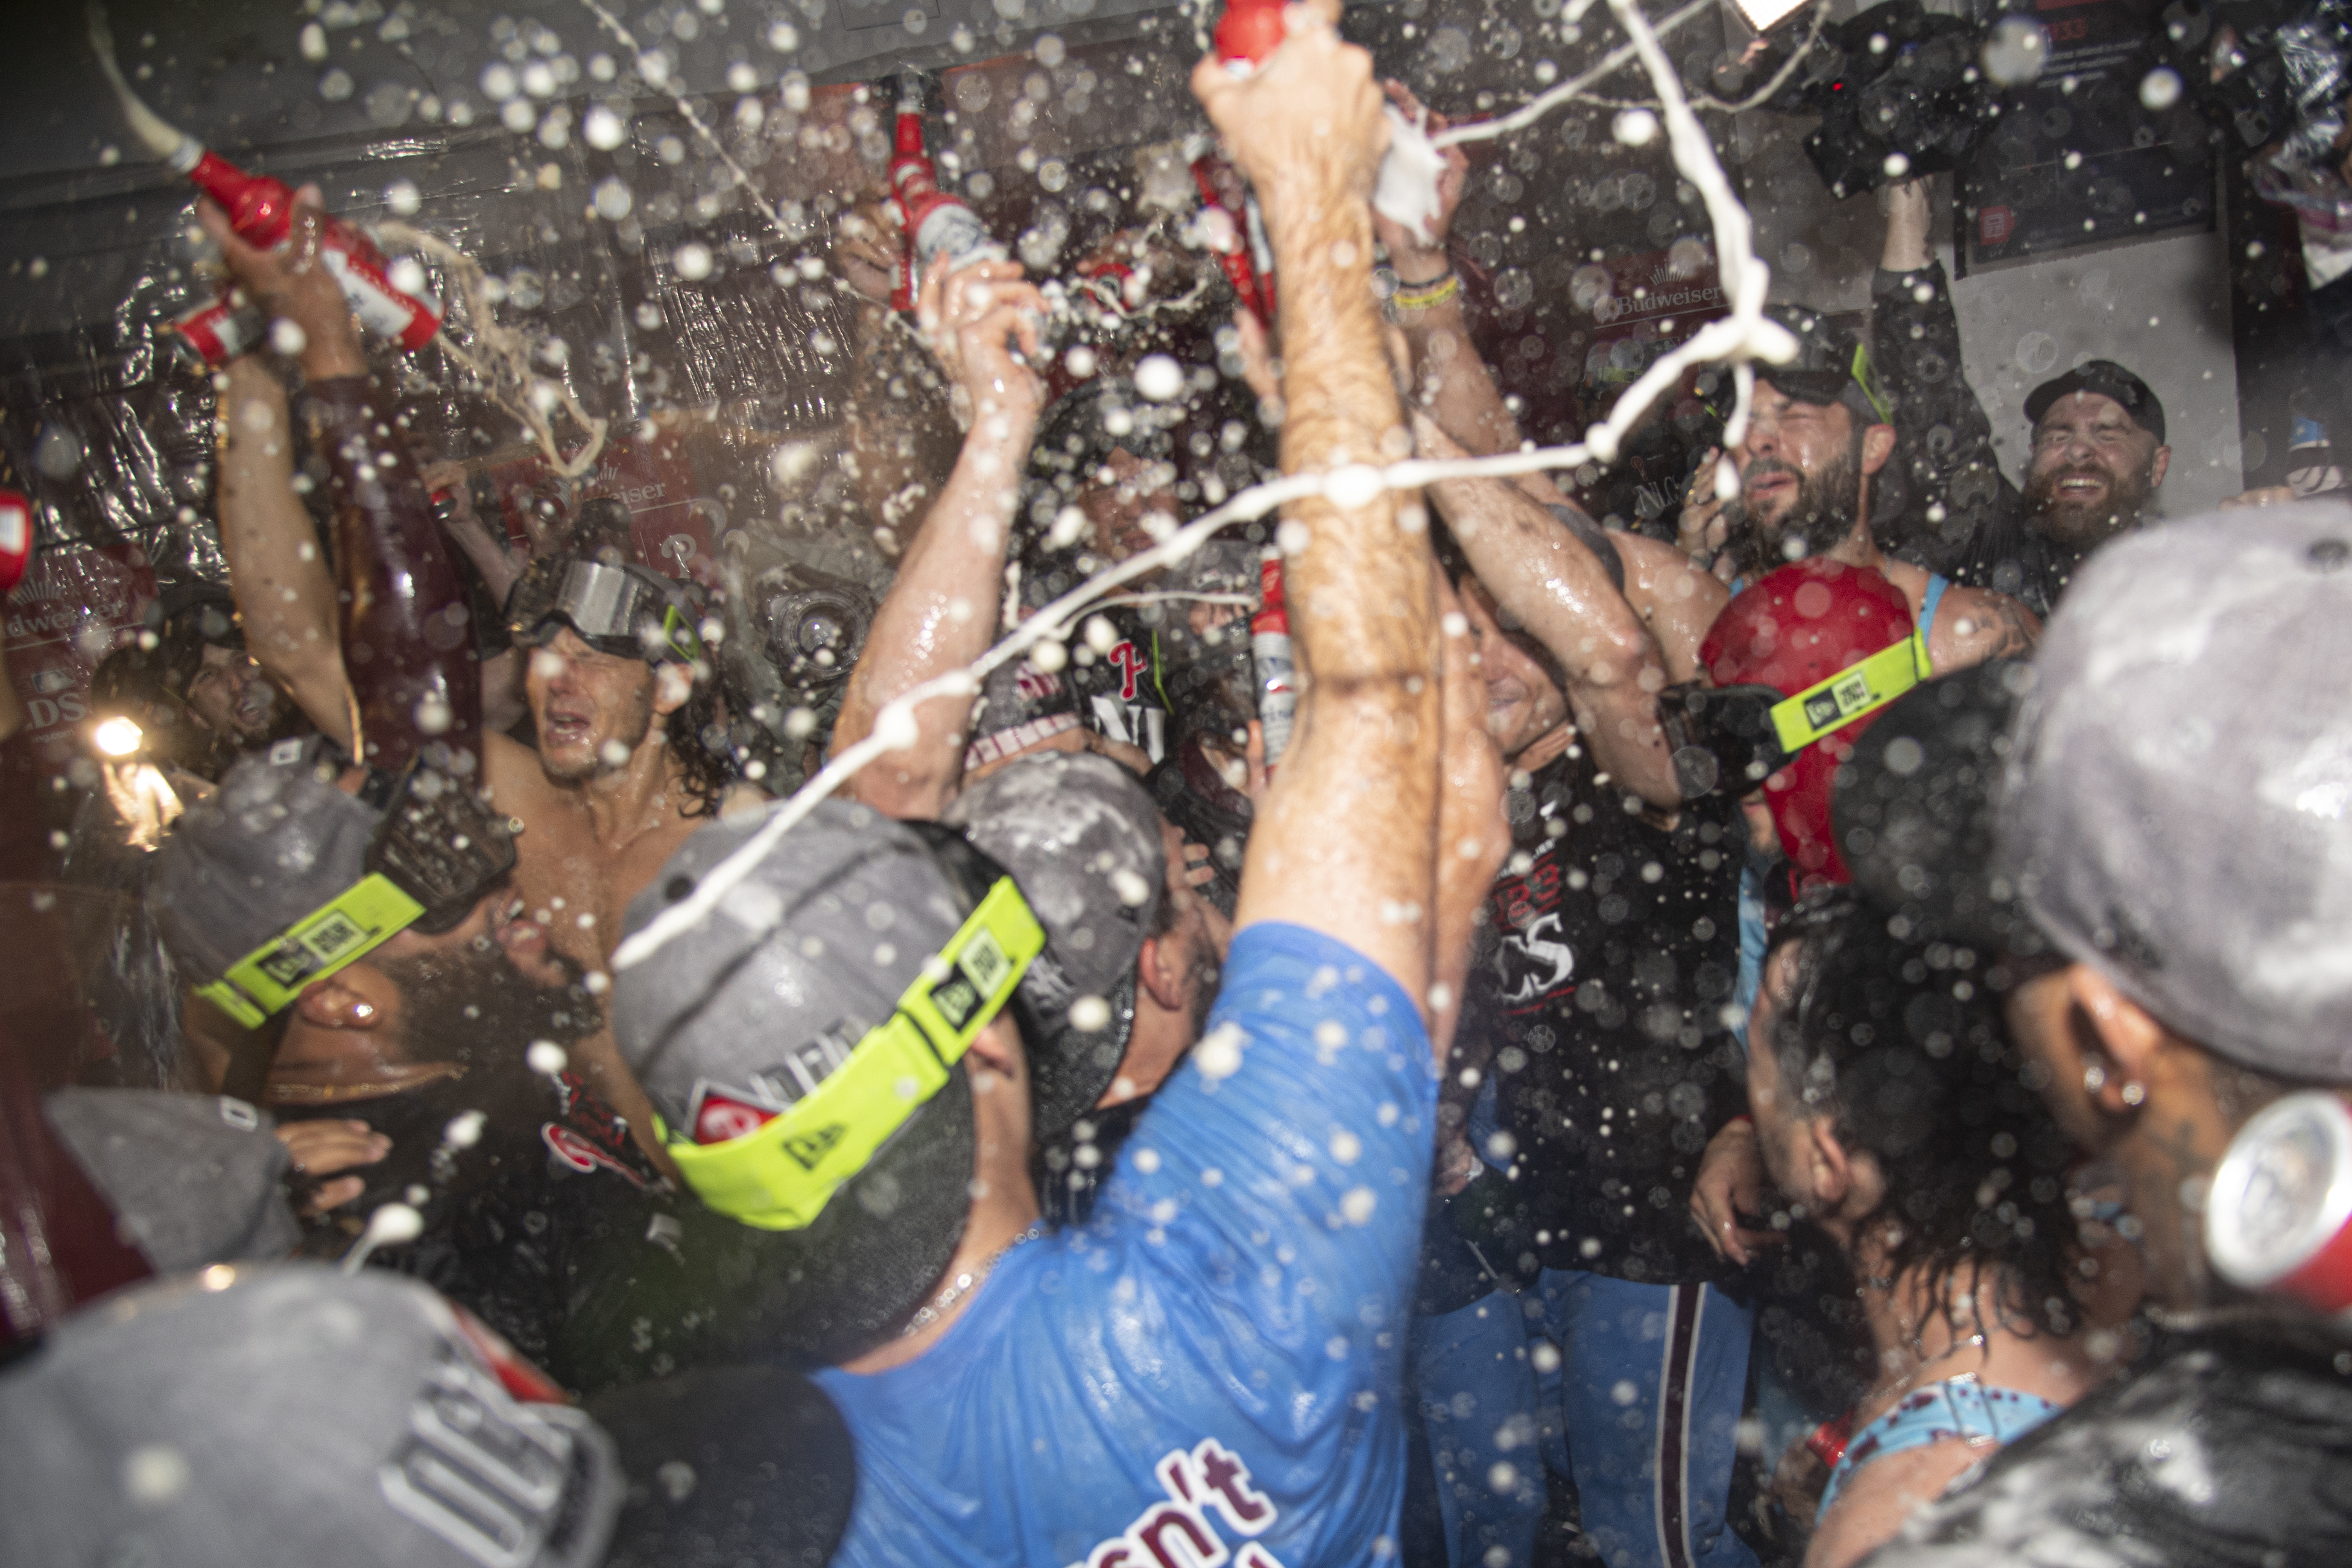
[
  {"xmin": 1397, "ymin": 294, "xmax": 1573, "ymax": 508},
  {"xmin": 1429, "ymin": 468, "xmax": 1681, "ymax": 807},
  {"xmin": 303, "ymin": 376, "xmax": 478, "ymax": 774},
  {"xmin": 217, "ymin": 370, "xmax": 354, "ymax": 748},
  {"xmin": 1233, "ymin": 155, "xmax": 1442, "ymax": 1006},
  {"xmin": 832, "ymin": 414, "xmax": 1032, "ymax": 817}
]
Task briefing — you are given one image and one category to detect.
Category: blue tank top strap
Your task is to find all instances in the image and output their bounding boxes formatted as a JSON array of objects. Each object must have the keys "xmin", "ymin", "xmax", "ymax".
[
  {"xmin": 1816, "ymin": 1374, "xmax": 2064, "ymax": 1520},
  {"xmin": 1914, "ymin": 572, "xmax": 1951, "ymax": 675}
]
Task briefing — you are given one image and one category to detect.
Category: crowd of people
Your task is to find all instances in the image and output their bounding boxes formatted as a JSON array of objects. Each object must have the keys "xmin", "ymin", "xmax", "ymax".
[{"xmin": 2, "ymin": 4, "xmax": 2351, "ymax": 1567}]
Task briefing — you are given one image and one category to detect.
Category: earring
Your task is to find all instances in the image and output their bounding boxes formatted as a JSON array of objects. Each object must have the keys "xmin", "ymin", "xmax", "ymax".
[
  {"xmin": 2084, "ymin": 1061, "xmax": 2107, "ymax": 1092},
  {"xmin": 352, "ymin": 1001, "xmax": 376, "ymax": 1022},
  {"xmin": 2120, "ymin": 1081, "xmax": 2146, "ymax": 1107}
]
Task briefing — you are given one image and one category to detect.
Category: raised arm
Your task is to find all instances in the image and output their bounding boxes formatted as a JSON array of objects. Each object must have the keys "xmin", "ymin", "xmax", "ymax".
[
  {"xmin": 1197, "ymin": 4, "xmax": 1443, "ymax": 1020},
  {"xmin": 1870, "ymin": 179, "xmax": 2022, "ymax": 577},
  {"xmin": 1416, "ymin": 415, "xmax": 1685, "ymax": 809},
  {"xmin": 829, "ymin": 258, "xmax": 1045, "ymax": 819},
  {"xmin": 201, "ymin": 186, "xmax": 478, "ymax": 776},
  {"xmin": 214, "ymin": 355, "xmax": 355, "ymax": 748}
]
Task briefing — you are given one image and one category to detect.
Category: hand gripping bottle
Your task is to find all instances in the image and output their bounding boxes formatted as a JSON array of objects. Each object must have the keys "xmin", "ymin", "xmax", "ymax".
[
  {"xmin": 1251, "ymin": 548, "xmax": 1298, "ymax": 768},
  {"xmin": 888, "ymin": 73, "xmax": 1005, "ymax": 311},
  {"xmin": 178, "ymin": 151, "xmax": 441, "ymax": 351},
  {"xmin": 1207, "ymin": 0, "xmax": 1287, "ymax": 323},
  {"xmin": 89, "ymin": 5, "xmax": 438, "ymax": 351}
]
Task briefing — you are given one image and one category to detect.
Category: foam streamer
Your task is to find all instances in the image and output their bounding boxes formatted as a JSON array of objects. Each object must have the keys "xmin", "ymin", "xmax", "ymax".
[
  {"xmin": 614, "ymin": 0, "xmax": 1797, "ymax": 973},
  {"xmin": 1432, "ymin": 0, "xmax": 1831, "ymax": 148},
  {"xmin": 375, "ymin": 221, "xmax": 610, "ymax": 478}
]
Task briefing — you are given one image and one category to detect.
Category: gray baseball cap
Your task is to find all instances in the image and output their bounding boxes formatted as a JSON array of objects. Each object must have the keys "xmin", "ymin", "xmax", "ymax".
[
  {"xmin": 0, "ymin": 1262, "xmax": 622, "ymax": 1568},
  {"xmin": 1997, "ymin": 502, "xmax": 2352, "ymax": 1082},
  {"xmin": 944, "ymin": 750, "xmax": 1167, "ymax": 1131},
  {"xmin": 609, "ymin": 797, "xmax": 1020, "ymax": 1358},
  {"xmin": 150, "ymin": 736, "xmax": 376, "ymax": 990},
  {"xmin": 43, "ymin": 1089, "xmax": 301, "ymax": 1274}
]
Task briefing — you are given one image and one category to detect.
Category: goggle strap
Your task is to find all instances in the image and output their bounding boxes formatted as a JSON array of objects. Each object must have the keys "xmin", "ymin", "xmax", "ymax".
[{"xmin": 1767, "ymin": 633, "xmax": 1930, "ymax": 759}]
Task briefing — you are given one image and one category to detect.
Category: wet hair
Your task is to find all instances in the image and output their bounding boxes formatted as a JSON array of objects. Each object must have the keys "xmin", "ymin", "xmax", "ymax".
[
  {"xmin": 1765, "ymin": 889, "xmax": 2082, "ymax": 1339},
  {"xmin": 668, "ymin": 672, "xmax": 735, "ymax": 818}
]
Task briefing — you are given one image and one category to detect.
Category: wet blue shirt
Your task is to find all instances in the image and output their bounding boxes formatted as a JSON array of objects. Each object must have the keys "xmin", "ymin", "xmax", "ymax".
[{"xmin": 816, "ymin": 922, "xmax": 1437, "ymax": 1568}]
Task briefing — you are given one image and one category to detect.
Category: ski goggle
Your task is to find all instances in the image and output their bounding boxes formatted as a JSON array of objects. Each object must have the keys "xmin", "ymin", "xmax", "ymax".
[
  {"xmin": 659, "ymin": 873, "xmax": 1046, "ymax": 1232},
  {"xmin": 506, "ymin": 557, "xmax": 703, "ymax": 665},
  {"xmin": 195, "ymin": 765, "xmax": 519, "ymax": 1028}
]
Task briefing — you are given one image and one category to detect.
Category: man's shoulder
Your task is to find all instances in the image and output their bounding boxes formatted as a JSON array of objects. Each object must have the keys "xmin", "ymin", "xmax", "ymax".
[{"xmin": 1868, "ymin": 1321, "xmax": 2352, "ymax": 1567}]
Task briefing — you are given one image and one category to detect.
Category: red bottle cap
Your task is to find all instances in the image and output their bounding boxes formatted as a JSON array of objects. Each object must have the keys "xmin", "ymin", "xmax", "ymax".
[{"xmin": 1215, "ymin": 0, "xmax": 1289, "ymax": 66}]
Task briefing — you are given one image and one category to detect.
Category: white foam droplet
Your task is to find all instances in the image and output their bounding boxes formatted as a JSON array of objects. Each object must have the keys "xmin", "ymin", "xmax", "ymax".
[
  {"xmin": 527, "ymin": 1041, "xmax": 569, "ymax": 1076},
  {"xmin": 1196, "ymin": 1022, "xmax": 1246, "ymax": 1080},
  {"xmin": 1612, "ymin": 108, "xmax": 1659, "ymax": 147},
  {"xmin": 365, "ymin": 1202, "xmax": 425, "ymax": 1247},
  {"xmin": 1111, "ymin": 867, "xmax": 1152, "ymax": 907},
  {"xmin": 1341, "ymin": 1187, "xmax": 1377, "ymax": 1224},
  {"xmin": 1070, "ymin": 994, "xmax": 1112, "ymax": 1032},
  {"xmin": 124, "ymin": 1444, "xmax": 191, "ymax": 1508},
  {"xmin": 1133, "ymin": 354, "xmax": 1184, "ymax": 402},
  {"xmin": 443, "ymin": 1110, "xmax": 485, "ymax": 1148}
]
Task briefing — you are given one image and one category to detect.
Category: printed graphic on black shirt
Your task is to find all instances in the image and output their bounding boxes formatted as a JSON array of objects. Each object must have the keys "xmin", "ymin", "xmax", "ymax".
[{"xmin": 1469, "ymin": 745, "xmax": 1746, "ymax": 1285}]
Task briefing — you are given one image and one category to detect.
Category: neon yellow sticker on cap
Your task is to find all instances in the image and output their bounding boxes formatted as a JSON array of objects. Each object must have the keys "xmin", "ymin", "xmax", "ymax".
[
  {"xmin": 665, "ymin": 876, "xmax": 1046, "ymax": 1231},
  {"xmin": 1767, "ymin": 634, "xmax": 1932, "ymax": 759},
  {"xmin": 195, "ymin": 872, "xmax": 427, "ymax": 1028}
]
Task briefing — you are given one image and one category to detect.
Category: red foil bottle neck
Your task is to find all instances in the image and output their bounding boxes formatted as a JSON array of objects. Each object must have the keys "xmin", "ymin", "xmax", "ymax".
[{"xmin": 187, "ymin": 151, "xmax": 293, "ymax": 245}]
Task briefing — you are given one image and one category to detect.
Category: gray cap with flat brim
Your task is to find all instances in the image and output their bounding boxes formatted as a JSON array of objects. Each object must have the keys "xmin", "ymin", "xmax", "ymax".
[
  {"xmin": 944, "ymin": 750, "xmax": 1166, "ymax": 1131},
  {"xmin": 42, "ymin": 1089, "xmax": 301, "ymax": 1274},
  {"xmin": 608, "ymin": 797, "xmax": 995, "ymax": 1359},
  {"xmin": 1997, "ymin": 502, "xmax": 2352, "ymax": 1083},
  {"xmin": 0, "ymin": 1262, "xmax": 622, "ymax": 1568},
  {"xmin": 149, "ymin": 737, "xmax": 375, "ymax": 989}
]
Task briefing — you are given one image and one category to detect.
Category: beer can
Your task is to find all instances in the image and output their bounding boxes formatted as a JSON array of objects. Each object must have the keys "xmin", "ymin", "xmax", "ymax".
[
  {"xmin": 2205, "ymin": 1090, "xmax": 2352, "ymax": 1318},
  {"xmin": 168, "ymin": 296, "xmax": 268, "ymax": 367}
]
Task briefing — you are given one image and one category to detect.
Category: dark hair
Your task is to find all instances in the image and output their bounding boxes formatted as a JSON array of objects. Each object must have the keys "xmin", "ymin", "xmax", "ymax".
[
  {"xmin": 1766, "ymin": 889, "xmax": 2081, "ymax": 1339},
  {"xmin": 669, "ymin": 671, "xmax": 736, "ymax": 818}
]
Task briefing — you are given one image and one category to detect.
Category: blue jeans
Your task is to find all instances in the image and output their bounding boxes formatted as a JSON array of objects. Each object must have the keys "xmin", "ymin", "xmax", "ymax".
[{"xmin": 1414, "ymin": 1274, "xmax": 1758, "ymax": 1568}]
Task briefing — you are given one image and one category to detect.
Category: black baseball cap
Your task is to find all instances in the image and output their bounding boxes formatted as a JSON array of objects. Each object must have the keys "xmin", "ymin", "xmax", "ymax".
[
  {"xmin": 2025, "ymin": 359, "xmax": 2166, "ymax": 444},
  {"xmin": 1744, "ymin": 305, "xmax": 1894, "ymax": 425}
]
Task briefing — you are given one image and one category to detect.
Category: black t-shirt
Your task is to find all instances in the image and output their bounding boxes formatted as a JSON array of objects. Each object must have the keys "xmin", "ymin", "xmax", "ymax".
[
  {"xmin": 1950, "ymin": 511, "xmax": 2088, "ymax": 622},
  {"xmin": 1863, "ymin": 1315, "xmax": 2352, "ymax": 1568},
  {"xmin": 1467, "ymin": 744, "xmax": 1747, "ymax": 1285},
  {"xmin": 285, "ymin": 1064, "xmax": 672, "ymax": 1372},
  {"xmin": 1064, "ymin": 604, "xmax": 1172, "ymax": 764}
]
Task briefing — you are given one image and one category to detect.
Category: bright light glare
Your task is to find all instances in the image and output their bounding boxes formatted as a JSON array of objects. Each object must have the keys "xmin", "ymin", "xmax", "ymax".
[
  {"xmin": 92, "ymin": 716, "xmax": 143, "ymax": 756},
  {"xmin": 1730, "ymin": 0, "xmax": 1811, "ymax": 34}
]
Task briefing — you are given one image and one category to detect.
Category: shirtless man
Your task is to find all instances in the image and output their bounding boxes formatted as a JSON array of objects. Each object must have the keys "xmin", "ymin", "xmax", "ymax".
[
  {"xmin": 1676, "ymin": 306, "xmax": 2040, "ymax": 672},
  {"xmin": 203, "ymin": 190, "xmax": 754, "ymax": 1163}
]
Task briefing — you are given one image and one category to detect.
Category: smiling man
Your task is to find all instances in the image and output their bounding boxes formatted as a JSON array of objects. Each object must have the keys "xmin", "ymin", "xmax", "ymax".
[
  {"xmin": 2009, "ymin": 361, "xmax": 2171, "ymax": 613},
  {"xmin": 1679, "ymin": 307, "xmax": 2040, "ymax": 674}
]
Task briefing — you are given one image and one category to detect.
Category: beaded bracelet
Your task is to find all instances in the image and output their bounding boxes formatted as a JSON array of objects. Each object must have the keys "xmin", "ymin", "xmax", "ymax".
[{"xmin": 1389, "ymin": 270, "xmax": 1461, "ymax": 312}]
